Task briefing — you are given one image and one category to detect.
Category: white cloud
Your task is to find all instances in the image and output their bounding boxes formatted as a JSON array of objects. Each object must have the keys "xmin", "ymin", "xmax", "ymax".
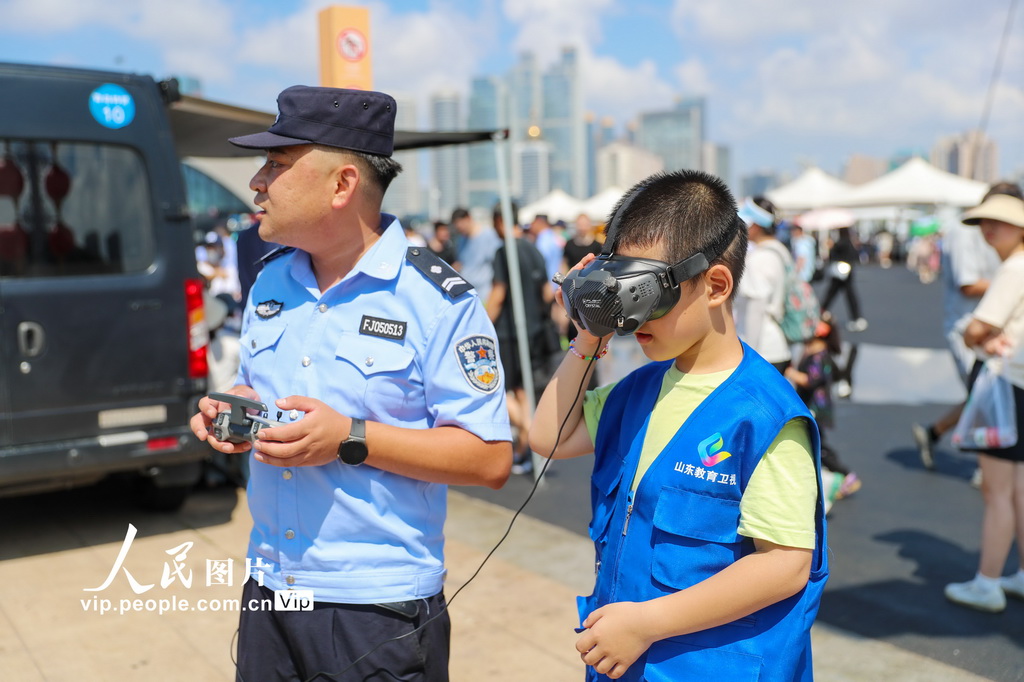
[
  {"xmin": 583, "ymin": 51, "xmax": 676, "ymax": 122},
  {"xmin": 669, "ymin": 0, "xmax": 1024, "ymax": 173},
  {"xmin": 2, "ymin": 0, "xmax": 240, "ymax": 83},
  {"xmin": 503, "ymin": 0, "xmax": 612, "ymax": 64},
  {"xmin": 1, "ymin": 0, "xmax": 120, "ymax": 32},
  {"xmin": 674, "ymin": 58, "xmax": 712, "ymax": 97}
]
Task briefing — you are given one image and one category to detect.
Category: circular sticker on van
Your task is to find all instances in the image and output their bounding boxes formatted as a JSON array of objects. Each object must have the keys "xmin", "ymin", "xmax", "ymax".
[{"xmin": 89, "ymin": 83, "xmax": 136, "ymax": 129}]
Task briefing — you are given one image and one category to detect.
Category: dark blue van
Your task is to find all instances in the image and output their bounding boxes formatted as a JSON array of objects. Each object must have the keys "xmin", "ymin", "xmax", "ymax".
[{"xmin": 0, "ymin": 62, "xmax": 230, "ymax": 509}]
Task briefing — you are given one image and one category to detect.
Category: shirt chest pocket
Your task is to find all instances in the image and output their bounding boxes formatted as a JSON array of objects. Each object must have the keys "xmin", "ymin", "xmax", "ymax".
[
  {"xmin": 243, "ymin": 324, "xmax": 287, "ymax": 374},
  {"xmin": 335, "ymin": 333, "xmax": 419, "ymax": 421}
]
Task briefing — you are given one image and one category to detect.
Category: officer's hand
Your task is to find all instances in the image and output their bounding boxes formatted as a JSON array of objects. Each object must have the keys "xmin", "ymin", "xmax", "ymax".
[
  {"xmin": 252, "ymin": 396, "xmax": 350, "ymax": 468},
  {"xmin": 191, "ymin": 385, "xmax": 261, "ymax": 454}
]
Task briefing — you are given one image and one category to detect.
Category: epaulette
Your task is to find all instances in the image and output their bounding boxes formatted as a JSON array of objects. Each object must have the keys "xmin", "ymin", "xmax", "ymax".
[
  {"xmin": 258, "ymin": 246, "xmax": 295, "ymax": 266},
  {"xmin": 405, "ymin": 247, "xmax": 474, "ymax": 298}
]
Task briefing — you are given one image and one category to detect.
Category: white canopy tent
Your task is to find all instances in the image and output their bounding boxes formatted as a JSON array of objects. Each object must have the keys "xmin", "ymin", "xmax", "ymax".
[
  {"xmin": 766, "ymin": 167, "xmax": 853, "ymax": 212},
  {"xmin": 834, "ymin": 157, "xmax": 987, "ymax": 208},
  {"xmin": 519, "ymin": 188, "xmax": 585, "ymax": 224},
  {"xmin": 580, "ymin": 186, "xmax": 626, "ymax": 223}
]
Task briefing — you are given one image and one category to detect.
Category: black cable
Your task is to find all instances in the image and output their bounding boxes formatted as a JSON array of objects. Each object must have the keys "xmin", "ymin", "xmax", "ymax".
[
  {"xmin": 971, "ymin": 0, "xmax": 1018, "ymax": 175},
  {"xmin": 233, "ymin": 354, "xmax": 598, "ymax": 681}
]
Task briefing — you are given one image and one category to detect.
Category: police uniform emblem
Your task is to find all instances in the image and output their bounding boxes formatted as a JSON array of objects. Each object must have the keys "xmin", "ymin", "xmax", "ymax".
[
  {"xmin": 455, "ymin": 335, "xmax": 500, "ymax": 393},
  {"xmin": 255, "ymin": 300, "xmax": 284, "ymax": 319}
]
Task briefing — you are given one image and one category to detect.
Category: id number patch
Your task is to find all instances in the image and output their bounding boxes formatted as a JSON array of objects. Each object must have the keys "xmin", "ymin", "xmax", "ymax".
[
  {"xmin": 454, "ymin": 335, "xmax": 500, "ymax": 393},
  {"xmin": 360, "ymin": 315, "xmax": 407, "ymax": 340}
]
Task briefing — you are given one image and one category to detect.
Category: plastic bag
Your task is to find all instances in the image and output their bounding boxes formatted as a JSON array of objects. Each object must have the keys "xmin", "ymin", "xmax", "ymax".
[{"xmin": 951, "ymin": 361, "xmax": 1018, "ymax": 450}]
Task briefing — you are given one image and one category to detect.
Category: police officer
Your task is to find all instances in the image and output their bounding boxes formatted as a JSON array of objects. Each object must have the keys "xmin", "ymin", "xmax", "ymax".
[{"xmin": 190, "ymin": 85, "xmax": 512, "ymax": 681}]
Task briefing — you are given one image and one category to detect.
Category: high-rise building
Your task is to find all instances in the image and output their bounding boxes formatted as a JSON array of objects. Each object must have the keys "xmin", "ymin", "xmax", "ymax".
[
  {"xmin": 598, "ymin": 117, "xmax": 618, "ymax": 148},
  {"xmin": 585, "ymin": 113, "xmax": 598, "ymax": 198},
  {"xmin": 508, "ymin": 52, "xmax": 541, "ymax": 145},
  {"xmin": 702, "ymin": 142, "xmax": 732, "ymax": 189},
  {"xmin": 465, "ymin": 76, "xmax": 508, "ymax": 212},
  {"xmin": 842, "ymin": 154, "xmax": 888, "ymax": 185},
  {"xmin": 932, "ymin": 130, "xmax": 999, "ymax": 183},
  {"xmin": 514, "ymin": 139, "xmax": 552, "ymax": 207},
  {"xmin": 596, "ymin": 142, "xmax": 663, "ymax": 192},
  {"xmin": 542, "ymin": 47, "xmax": 587, "ymax": 198},
  {"xmin": 382, "ymin": 93, "xmax": 422, "ymax": 220},
  {"xmin": 430, "ymin": 90, "xmax": 464, "ymax": 220},
  {"xmin": 740, "ymin": 171, "xmax": 780, "ymax": 199},
  {"xmin": 635, "ymin": 97, "xmax": 705, "ymax": 173}
]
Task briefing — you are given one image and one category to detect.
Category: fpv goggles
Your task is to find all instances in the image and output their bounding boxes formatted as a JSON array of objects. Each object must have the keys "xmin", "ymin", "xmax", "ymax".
[
  {"xmin": 560, "ymin": 252, "xmax": 715, "ymax": 337},
  {"xmin": 559, "ymin": 188, "xmax": 738, "ymax": 338}
]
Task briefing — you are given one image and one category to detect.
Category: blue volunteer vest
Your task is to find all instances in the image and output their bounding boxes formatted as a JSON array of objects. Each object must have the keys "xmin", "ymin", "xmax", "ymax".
[{"xmin": 581, "ymin": 344, "xmax": 827, "ymax": 681}]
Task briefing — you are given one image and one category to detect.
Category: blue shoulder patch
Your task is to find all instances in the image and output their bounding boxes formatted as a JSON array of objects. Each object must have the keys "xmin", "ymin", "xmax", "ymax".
[{"xmin": 406, "ymin": 247, "xmax": 473, "ymax": 298}]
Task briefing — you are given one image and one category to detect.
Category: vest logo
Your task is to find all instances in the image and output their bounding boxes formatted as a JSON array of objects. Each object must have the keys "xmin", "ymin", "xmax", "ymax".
[{"xmin": 697, "ymin": 432, "xmax": 732, "ymax": 467}]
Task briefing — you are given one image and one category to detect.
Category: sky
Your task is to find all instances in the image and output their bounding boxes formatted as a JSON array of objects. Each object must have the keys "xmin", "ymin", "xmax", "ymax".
[{"xmin": 2, "ymin": 0, "xmax": 1022, "ymax": 185}]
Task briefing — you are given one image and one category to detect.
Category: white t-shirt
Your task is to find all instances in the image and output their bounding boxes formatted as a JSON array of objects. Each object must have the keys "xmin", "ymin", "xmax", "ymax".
[
  {"xmin": 973, "ymin": 251, "xmax": 1024, "ymax": 386},
  {"xmin": 941, "ymin": 222, "xmax": 1000, "ymax": 334},
  {"xmin": 735, "ymin": 239, "xmax": 791, "ymax": 364}
]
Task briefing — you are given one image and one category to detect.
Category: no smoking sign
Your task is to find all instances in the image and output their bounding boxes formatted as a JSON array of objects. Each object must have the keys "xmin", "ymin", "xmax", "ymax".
[{"xmin": 337, "ymin": 28, "xmax": 367, "ymax": 62}]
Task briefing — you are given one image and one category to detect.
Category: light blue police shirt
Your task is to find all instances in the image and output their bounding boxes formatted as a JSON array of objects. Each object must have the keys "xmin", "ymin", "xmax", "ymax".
[{"xmin": 237, "ymin": 214, "xmax": 511, "ymax": 603}]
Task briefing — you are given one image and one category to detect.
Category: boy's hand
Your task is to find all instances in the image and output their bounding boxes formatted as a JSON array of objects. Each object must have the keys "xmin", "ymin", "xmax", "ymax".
[
  {"xmin": 576, "ymin": 601, "xmax": 654, "ymax": 679},
  {"xmin": 557, "ymin": 252, "xmax": 607, "ymax": 348},
  {"xmin": 553, "ymin": 251, "xmax": 597, "ymax": 311}
]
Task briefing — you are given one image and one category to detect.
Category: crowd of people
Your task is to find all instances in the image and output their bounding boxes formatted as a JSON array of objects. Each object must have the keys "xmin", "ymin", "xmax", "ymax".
[{"xmin": 183, "ymin": 82, "xmax": 1024, "ymax": 681}]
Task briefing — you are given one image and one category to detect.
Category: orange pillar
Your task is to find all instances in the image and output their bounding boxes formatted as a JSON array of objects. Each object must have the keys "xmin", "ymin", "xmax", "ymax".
[{"xmin": 318, "ymin": 6, "xmax": 373, "ymax": 90}]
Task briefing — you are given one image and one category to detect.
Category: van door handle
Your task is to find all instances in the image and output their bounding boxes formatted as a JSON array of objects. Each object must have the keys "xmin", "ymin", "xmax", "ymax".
[{"xmin": 17, "ymin": 321, "xmax": 45, "ymax": 357}]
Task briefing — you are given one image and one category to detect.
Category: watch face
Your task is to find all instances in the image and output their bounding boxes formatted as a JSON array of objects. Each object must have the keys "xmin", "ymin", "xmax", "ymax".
[{"xmin": 339, "ymin": 440, "xmax": 369, "ymax": 465}]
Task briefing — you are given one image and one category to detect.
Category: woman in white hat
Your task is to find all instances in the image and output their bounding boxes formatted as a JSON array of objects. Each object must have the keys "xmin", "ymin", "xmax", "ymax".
[{"xmin": 944, "ymin": 192, "xmax": 1024, "ymax": 612}]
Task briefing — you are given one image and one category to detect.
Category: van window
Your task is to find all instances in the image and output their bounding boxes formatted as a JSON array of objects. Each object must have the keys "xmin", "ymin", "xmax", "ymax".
[{"xmin": 0, "ymin": 140, "xmax": 155, "ymax": 278}]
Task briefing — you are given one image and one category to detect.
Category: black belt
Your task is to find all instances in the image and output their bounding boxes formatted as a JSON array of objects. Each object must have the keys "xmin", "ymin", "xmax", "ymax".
[{"xmin": 374, "ymin": 599, "xmax": 420, "ymax": 619}]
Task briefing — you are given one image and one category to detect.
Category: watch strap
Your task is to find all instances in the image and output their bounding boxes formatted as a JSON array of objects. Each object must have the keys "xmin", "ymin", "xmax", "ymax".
[{"xmin": 348, "ymin": 417, "xmax": 366, "ymax": 442}]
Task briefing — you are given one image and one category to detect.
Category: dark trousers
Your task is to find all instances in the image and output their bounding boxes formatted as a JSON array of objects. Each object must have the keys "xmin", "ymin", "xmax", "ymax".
[
  {"xmin": 236, "ymin": 581, "xmax": 450, "ymax": 682},
  {"xmin": 821, "ymin": 272, "xmax": 862, "ymax": 320}
]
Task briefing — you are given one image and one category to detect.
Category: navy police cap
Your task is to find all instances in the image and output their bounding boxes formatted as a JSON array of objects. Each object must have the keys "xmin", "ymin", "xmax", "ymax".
[{"xmin": 229, "ymin": 85, "xmax": 397, "ymax": 157}]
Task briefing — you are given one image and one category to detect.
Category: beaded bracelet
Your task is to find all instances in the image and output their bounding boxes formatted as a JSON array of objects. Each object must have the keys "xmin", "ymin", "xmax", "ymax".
[{"xmin": 568, "ymin": 338, "xmax": 609, "ymax": 361}]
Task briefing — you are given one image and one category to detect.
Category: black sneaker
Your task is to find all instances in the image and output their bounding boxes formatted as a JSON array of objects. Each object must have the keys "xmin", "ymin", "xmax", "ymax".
[{"xmin": 912, "ymin": 423, "xmax": 934, "ymax": 470}]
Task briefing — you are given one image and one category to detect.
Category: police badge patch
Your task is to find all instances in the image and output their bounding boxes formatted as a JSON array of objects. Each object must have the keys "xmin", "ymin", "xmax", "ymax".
[
  {"xmin": 255, "ymin": 300, "xmax": 284, "ymax": 319},
  {"xmin": 454, "ymin": 335, "xmax": 501, "ymax": 393}
]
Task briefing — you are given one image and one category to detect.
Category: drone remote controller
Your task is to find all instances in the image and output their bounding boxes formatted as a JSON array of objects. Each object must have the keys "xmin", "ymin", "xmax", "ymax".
[{"xmin": 208, "ymin": 393, "xmax": 288, "ymax": 444}]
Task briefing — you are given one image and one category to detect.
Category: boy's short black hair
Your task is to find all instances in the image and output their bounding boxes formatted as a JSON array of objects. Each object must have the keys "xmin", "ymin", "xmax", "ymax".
[
  {"xmin": 450, "ymin": 207, "xmax": 471, "ymax": 223},
  {"xmin": 606, "ymin": 169, "xmax": 747, "ymax": 296}
]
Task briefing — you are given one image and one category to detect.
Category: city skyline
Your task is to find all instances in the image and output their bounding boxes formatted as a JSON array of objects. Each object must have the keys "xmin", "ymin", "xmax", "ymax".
[{"xmin": 2, "ymin": 0, "xmax": 1021, "ymax": 184}]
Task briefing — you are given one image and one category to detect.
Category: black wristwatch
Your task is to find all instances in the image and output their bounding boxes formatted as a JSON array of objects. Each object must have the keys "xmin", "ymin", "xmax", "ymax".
[{"xmin": 337, "ymin": 418, "xmax": 368, "ymax": 465}]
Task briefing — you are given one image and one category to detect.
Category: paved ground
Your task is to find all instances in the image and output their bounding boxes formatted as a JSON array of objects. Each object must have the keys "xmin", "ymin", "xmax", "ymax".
[{"xmin": 0, "ymin": 480, "xmax": 993, "ymax": 681}]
